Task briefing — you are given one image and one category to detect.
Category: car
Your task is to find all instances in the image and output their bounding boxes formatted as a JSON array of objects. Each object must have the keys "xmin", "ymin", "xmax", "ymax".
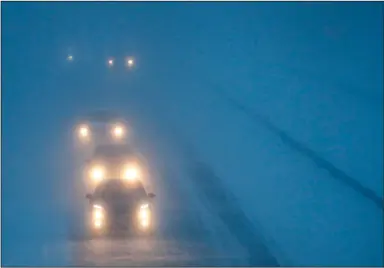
[
  {"xmin": 83, "ymin": 143, "xmax": 148, "ymax": 194},
  {"xmin": 86, "ymin": 178, "xmax": 156, "ymax": 237},
  {"xmin": 74, "ymin": 110, "xmax": 129, "ymax": 147}
]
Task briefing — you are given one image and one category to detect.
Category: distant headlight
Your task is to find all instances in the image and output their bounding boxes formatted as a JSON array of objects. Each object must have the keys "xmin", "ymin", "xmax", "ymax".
[
  {"xmin": 77, "ymin": 124, "xmax": 90, "ymax": 140},
  {"xmin": 126, "ymin": 57, "xmax": 135, "ymax": 68},
  {"xmin": 111, "ymin": 124, "xmax": 126, "ymax": 139},
  {"xmin": 107, "ymin": 58, "xmax": 114, "ymax": 67},
  {"xmin": 89, "ymin": 165, "xmax": 105, "ymax": 182}
]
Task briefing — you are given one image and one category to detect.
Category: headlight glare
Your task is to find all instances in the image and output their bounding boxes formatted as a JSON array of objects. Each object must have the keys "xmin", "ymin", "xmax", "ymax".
[
  {"xmin": 90, "ymin": 166, "xmax": 105, "ymax": 182},
  {"xmin": 138, "ymin": 204, "xmax": 151, "ymax": 228},
  {"xmin": 94, "ymin": 219, "xmax": 103, "ymax": 229},
  {"xmin": 93, "ymin": 204, "xmax": 103, "ymax": 209},
  {"xmin": 123, "ymin": 166, "xmax": 140, "ymax": 181},
  {"xmin": 139, "ymin": 209, "xmax": 149, "ymax": 219},
  {"xmin": 94, "ymin": 210, "xmax": 103, "ymax": 219},
  {"xmin": 111, "ymin": 124, "xmax": 126, "ymax": 139},
  {"xmin": 140, "ymin": 218, "xmax": 149, "ymax": 228},
  {"xmin": 92, "ymin": 205, "xmax": 105, "ymax": 229},
  {"xmin": 126, "ymin": 57, "xmax": 135, "ymax": 68},
  {"xmin": 77, "ymin": 124, "xmax": 90, "ymax": 139}
]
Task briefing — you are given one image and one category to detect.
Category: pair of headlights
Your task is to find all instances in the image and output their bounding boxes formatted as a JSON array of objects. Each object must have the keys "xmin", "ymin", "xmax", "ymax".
[
  {"xmin": 107, "ymin": 57, "xmax": 135, "ymax": 68},
  {"xmin": 91, "ymin": 203, "xmax": 150, "ymax": 230},
  {"xmin": 77, "ymin": 123, "xmax": 126, "ymax": 141},
  {"xmin": 89, "ymin": 164, "xmax": 141, "ymax": 182}
]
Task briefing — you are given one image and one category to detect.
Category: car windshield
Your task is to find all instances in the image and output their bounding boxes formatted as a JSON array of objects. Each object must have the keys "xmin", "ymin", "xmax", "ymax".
[
  {"xmin": 94, "ymin": 145, "xmax": 133, "ymax": 158},
  {"xmin": 85, "ymin": 110, "xmax": 121, "ymax": 123},
  {"xmin": 94, "ymin": 180, "xmax": 147, "ymax": 205}
]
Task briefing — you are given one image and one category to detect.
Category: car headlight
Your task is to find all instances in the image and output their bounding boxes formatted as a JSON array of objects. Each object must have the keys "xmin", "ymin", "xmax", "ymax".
[
  {"xmin": 77, "ymin": 124, "xmax": 90, "ymax": 140},
  {"xmin": 92, "ymin": 204, "xmax": 105, "ymax": 229},
  {"xmin": 89, "ymin": 165, "xmax": 105, "ymax": 182},
  {"xmin": 122, "ymin": 165, "xmax": 140, "ymax": 181},
  {"xmin": 111, "ymin": 124, "xmax": 126, "ymax": 140},
  {"xmin": 93, "ymin": 209, "xmax": 103, "ymax": 220},
  {"xmin": 140, "ymin": 218, "xmax": 149, "ymax": 228},
  {"xmin": 107, "ymin": 58, "xmax": 114, "ymax": 67},
  {"xmin": 93, "ymin": 204, "xmax": 104, "ymax": 219},
  {"xmin": 94, "ymin": 220, "xmax": 103, "ymax": 229},
  {"xmin": 126, "ymin": 57, "xmax": 135, "ymax": 68},
  {"xmin": 138, "ymin": 203, "xmax": 151, "ymax": 228},
  {"xmin": 139, "ymin": 208, "xmax": 150, "ymax": 220}
]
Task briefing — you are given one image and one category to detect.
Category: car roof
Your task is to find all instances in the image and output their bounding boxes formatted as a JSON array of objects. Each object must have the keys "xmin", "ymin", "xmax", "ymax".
[
  {"xmin": 84, "ymin": 110, "xmax": 124, "ymax": 123},
  {"xmin": 94, "ymin": 144, "xmax": 134, "ymax": 158}
]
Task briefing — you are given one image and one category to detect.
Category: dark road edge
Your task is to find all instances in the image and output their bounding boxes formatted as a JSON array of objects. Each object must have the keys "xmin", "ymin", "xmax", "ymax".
[
  {"xmin": 223, "ymin": 93, "xmax": 384, "ymax": 211},
  {"xmin": 185, "ymin": 68, "xmax": 383, "ymax": 211},
  {"xmin": 187, "ymin": 159, "xmax": 280, "ymax": 267}
]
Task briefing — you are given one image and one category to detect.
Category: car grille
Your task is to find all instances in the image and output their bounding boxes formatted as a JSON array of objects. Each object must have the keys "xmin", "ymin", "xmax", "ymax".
[{"xmin": 108, "ymin": 205, "xmax": 133, "ymax": 222}]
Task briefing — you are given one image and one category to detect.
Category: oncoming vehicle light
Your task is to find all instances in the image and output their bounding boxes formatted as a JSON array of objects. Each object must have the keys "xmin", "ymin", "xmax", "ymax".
[
  {"xmin": 139, "ymin": 208, "xmax": 149, "ymax": 219},
  {"xmin": 107, "ymin": 58, "xmax": 114, "ymax": 67},
  {"xmin": 138, "ymin": 203, "xmax": 151, "ymax": 228},
  {"xmin": 94, "ymin": 210, "xmax": 103, "ymax": 220},
  {"xmin": 140, "ymin": 218, "xmax": 149, "ymax": 228},
  {"xmin": 93, "ymin": 204, "xmax": 103, "ymax": 209},
  {"xmin": 111, "ymin": 124, "xmax": 126, "ymax": 140},
  {"xmin": 94, "ymin": 220, "xmax": 103, "ymax": 229},
  {"xmin": 89, "ymin": 165, "xmax": 105, "ymax": 182},
  {"xmin": 126, "ymin": 57, "xmax": 134, "ymax": 68},
  {"xmin": 77, "ymin": 124, "xmax": 90, "ymax": 140},
  {"xmin": 122, "ymin": 165, "xmax": 140, "ymax": 181},
  {"xmin": 92, "ymin": 204, "xmax": 105, "ymax": 229}
]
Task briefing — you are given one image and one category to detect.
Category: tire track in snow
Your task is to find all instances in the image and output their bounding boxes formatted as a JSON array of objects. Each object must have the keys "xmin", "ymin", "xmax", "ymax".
[
  {"xmin": 178, "ymin": 64, "xmax": 383, "ymax": 210},
  {"xmin": 217, "ymin": 91, "xmax": 383, "ymax": 211}
]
